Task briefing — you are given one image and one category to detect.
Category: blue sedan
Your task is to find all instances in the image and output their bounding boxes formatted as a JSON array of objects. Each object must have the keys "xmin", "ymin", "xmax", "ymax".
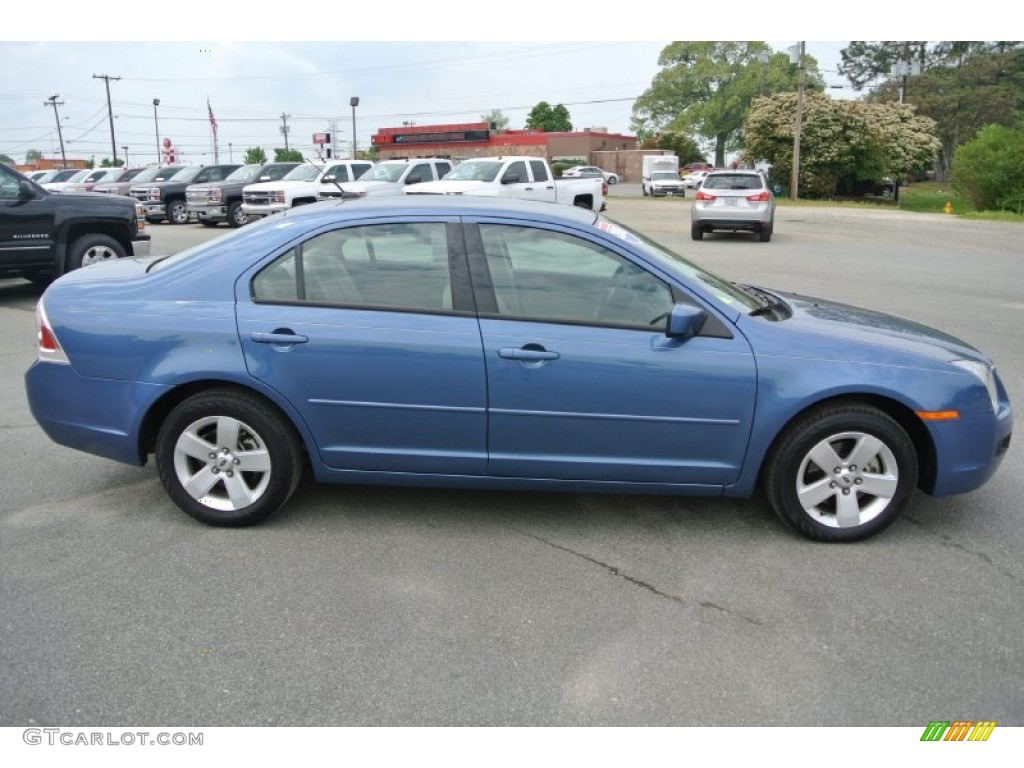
[{"xmin": 25, "ymin": 197, "xmax": 1012, "ymax": 541}]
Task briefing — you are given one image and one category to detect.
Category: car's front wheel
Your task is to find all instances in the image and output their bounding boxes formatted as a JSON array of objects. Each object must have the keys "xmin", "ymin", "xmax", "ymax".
[
  {"xmin": 67, "ymin": 234, "xmax": 126, "ymax": 270},
  {"xmin": 764, "ymin": 403, "xmax": 918, "ymax": 542},
  {"xmin": 155, "ymin": 389, "xmax": 304, "ymax": 526},
  {"xmin": 168, "ymin": 199, "xmax": 189, "ymax": 225},
  {"xmin": 228, "ymin": 201, "xmax": 248, "ymax": 228}
]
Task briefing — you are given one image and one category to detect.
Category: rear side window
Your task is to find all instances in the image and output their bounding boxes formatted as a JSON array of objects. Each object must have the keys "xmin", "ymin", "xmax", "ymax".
[
  {"xmin": 353, "ymin": 164, "xmax": 373, "ymax": 180},
  {"xmin": 252, "ymin": 222, "xmax": 452, "ymax": 312},
  {"xmin": 529, "ymin": 161, "xmax": 550, "ymax": 182}
]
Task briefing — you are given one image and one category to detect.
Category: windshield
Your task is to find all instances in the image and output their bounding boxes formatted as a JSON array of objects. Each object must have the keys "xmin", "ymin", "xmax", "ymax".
[
  {"xmin": 652, "ymin": 172, "xmax": 679, "ymax": 181},
  {"xmin": 446, "ymin": 161, "xmax": 502, "ymax": 182},
  {"xmin": 130, "ymin": 166, "xmax": 168, "ymax": 183},
  {"xmin": 282, "ymin": 165, "xmax": 322, "ymax": 182},
  {"xmin": 225, "ymin": 164, "xmax": 263, "ymax": 183},
  {"xmin": 362, "ymin": 164, "xmax": 407, "ymax": 183},
  {"xmin": 169, "ymin": 167, "xmax": 203, "ymax": 183},
  {"xmin": 97, "ymin": 169, "xmax": 124, "ymax": 181},
  {"xmin": 594, "ymin": 216, "xmax": 762, "ymax": 313}
]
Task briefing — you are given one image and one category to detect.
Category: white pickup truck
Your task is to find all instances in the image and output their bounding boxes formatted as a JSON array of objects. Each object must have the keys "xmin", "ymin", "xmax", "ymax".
[
  {"xmin": 241, "ymin": 159, "xmax": 374, "ymax": 219},
  {"xmin": 321, "ymin": 157, "xmax": 453, "ymax": 200},
  {"xmin": 405, "ymin": 156, "xmax": 606, "ymax": 212}
]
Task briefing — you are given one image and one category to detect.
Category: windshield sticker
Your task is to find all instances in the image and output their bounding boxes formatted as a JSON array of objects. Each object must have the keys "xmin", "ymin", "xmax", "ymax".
[{"xmin": 596, "ymin": 219, "xmax": 643, "ymax": 244}]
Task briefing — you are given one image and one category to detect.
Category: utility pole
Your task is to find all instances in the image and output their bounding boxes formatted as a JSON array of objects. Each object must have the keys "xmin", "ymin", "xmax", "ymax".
[
  {"xmin": 152, "ymin": 99, "xmax": 161, "ymax": 165},
  {"xmin": 329, "ymin": 118, "xmax": 338, "ymax": 159},
  {"xmin": 93, "ymin": 74, "xmax": 121, "ymax": 165},
  {"xmin": 279, "ymin": 113, "xmax": 291, "ymax": 152},
  {"xmin": 44, "ymin": 94, "xmax": 67, "ymax": 167},
  {"xmin": 790, "ymin": 42, "xmax": 805, "ymax": 201}
]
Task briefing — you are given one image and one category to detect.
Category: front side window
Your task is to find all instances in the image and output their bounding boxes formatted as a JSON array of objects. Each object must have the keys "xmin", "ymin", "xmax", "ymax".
[
  {"xmin": 502, "ymin": 161, "xmax": 528, "ymax": 184},
  {"xmin": 252, "ymin": 222, "xmax": 452, "ymax": 312},
  {"xmin": 478, "ymin": 224, "xmax": 673, "ymax": 328},
  {"xmin": 324, "ymin": 165, "xmax": 350, "ymax": 183},
  {"xmin": 0, "ymin": 166, "xmax": 23, "ymax": 199}
]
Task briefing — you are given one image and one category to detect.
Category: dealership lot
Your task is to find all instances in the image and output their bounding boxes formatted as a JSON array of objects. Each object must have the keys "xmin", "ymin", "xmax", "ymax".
[{"xmin": 2, "ymin": 197, "xmax": 1022, "ymax": 726}]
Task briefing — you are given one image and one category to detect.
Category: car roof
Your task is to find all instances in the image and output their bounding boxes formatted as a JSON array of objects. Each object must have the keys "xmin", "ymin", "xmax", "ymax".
[{"xmin": 274, "ymin": 194, "xmax": 598, "ymax": 228}]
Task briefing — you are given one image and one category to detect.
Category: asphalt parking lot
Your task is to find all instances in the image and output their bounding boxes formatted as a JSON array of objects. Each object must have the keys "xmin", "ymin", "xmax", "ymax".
[{"xmin": 1, "ymin": 195, "xmax": 1022, "ymax": 726}]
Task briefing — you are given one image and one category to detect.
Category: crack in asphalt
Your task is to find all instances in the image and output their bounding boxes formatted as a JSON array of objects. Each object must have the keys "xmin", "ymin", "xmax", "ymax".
[
  {"xmin": 903, "ymin": 514, "xmax": 1020, "ymax": 584},
  {"xmin": 514, "ymin": 529, "xmax": 763, "ymax": 625}
]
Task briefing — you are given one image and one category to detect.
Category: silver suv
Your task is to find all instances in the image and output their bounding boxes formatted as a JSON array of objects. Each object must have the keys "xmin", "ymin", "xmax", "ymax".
[{"xmin": 691, "ymin": 170, "xmax": 775, "ymax": 242}]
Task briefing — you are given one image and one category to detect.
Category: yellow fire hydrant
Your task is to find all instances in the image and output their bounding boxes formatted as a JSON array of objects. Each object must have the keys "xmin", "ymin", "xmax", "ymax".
[{"xmin": 944, "ymin": 200, "xmax": 954, "ymax": 214}]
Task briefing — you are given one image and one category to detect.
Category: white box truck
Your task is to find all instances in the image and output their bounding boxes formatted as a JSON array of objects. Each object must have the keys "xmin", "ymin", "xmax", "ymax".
[{"xmin": 642, "ymin": 155, "xmax": 686, "ymax": 197}]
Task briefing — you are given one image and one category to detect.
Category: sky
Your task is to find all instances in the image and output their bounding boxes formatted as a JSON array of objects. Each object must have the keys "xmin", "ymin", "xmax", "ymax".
[{"xmin": 1, "ymin": 3, "xmax": 997, "ymax": 167}]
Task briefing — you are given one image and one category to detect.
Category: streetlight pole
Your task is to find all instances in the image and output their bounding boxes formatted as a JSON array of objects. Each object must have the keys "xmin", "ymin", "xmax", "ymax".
[
  {"xmin": 121, "ymin": 146, "xmax": 129, "ymax": 167},
  {"xmin": 790, "ymin": 42, "xmax": 805, "ymax": 201},
  {"xmin": 350, "ymin": 96, "xmax": 360, "ymax": 158},
  {"xmin": 153, "ymin": 99, "xmax": 161, "ymax": 165}
]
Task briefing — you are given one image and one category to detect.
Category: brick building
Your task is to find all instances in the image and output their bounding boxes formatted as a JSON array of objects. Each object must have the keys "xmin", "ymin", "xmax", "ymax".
[{"xmin": 370, "ymin": 122, "xmax": 649, "ymax": 181}]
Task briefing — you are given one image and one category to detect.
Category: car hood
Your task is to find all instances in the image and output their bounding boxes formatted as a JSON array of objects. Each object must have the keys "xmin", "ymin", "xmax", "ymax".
[
  {"xmin": 343, "ymin": 180, "xmax": 403, "ymax": 196},
  {"xmin": 747, "ymin": 290, "xmax": 989, "ymax": 366},
  {"xmin": 405, "ymin": 180, "xmax": 499, "ymax": 196},
  {"xmin": 244, "ymin": 180, "xmax": 312, "ymax": 192}
]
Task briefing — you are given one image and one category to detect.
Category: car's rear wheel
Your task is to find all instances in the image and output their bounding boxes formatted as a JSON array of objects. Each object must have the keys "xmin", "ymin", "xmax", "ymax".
[
  {"xmin": 759, "ymin": 220, "xmax": 774, "ymax": 242},
  {"xmin": 690, "ymin": 222, "xmax": 703, "ymax": 241},
  {"xmin": 764, "ymin": 403, "xmax": 918, "ymax": 542},
  {"xmin": 155, "ymin": 389, "xmax": 304, "ymax": 527}
]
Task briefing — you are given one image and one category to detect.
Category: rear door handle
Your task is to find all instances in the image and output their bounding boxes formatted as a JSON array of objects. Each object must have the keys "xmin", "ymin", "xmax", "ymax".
[
  {"xmin": 498, "ymin": 347, "xmax": 559, "ymax": 361},
  {"xmin": 251, "ymin": 331, "xmax": 309, "ymax": 344}
]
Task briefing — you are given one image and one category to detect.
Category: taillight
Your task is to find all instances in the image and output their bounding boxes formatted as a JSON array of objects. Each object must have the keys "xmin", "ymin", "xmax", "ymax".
[
  {"xmin": 747, "ymin": 191, "xmax": 771, "ymax": 202},
  {"xmin": 603, "ymin": 182, "xmax": 608, "ymax": 195},
  {"xmin": 696, "ymin": 189, "xmax": 716, "ymax": 201},
  {"xmin": 36, "ymin": 302, "xmax": 69, "ymax": 364}
]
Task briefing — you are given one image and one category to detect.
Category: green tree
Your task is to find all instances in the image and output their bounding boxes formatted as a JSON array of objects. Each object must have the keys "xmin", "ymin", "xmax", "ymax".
[
  {"xmin": 743, "ymin": 92, "xmax": 940, "ymax": 199},
  {"xmin": 25, "ymin": 149, "xmax": 42, "ymax": 163},
  {"xmin": 99, "ymin": 158, "xmax": 124, "ymax": 168},
  {"xmin": 481, "ymin": 109, "xmax": 510, "ymax": 132},
  {"xmin": 274, "ymin": 148, "xmax": 303, "ymax": 162},
  {"xmin": 525, "ymin": 101, "xmax": 572, "ymax": 132},
  {"xmin": 951, "ymin": 124, "xmax": 1024, "ymax": 212},
  {"xmin": 244, "ymin": 147, "xmax": 268, "ymax": 164},
  {"xmin": 841, "ymin": 42, "xmax": 1024, "ymax": 179},
  {"xmin": 631, "ymin": 41, "xmax": 822, "ymax": 166},
  {"xmin": 0, "ymin": 153, "xmax": 15, "ymax": 166},
  {"xmin": 640, "ymin": 131, "xmax": 705, "ymax": 165}
]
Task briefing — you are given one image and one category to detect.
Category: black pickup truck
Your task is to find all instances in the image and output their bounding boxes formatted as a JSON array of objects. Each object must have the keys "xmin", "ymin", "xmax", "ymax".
[
  {"xmin": 186, "ymin": 162, "xmax": 301, "ymax": 228},
  {"xmin": 1, "ymin": 164, "xmax": 150, "ymax": 284},
  {"xmin": 131, "ymin": 164, "xmax": 240, "ymax": 224}
]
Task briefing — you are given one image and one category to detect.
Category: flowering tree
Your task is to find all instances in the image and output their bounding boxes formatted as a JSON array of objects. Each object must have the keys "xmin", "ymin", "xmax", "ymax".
[{"xmin": 743, "ymin": 92, "xmax": 940, "ymax": 198}]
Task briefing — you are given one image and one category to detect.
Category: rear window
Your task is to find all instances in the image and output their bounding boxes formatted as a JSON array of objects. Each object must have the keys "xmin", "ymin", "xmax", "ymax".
[{"xmin": 702, "ymin": 173, "xmax": 765, "ymax": 191}]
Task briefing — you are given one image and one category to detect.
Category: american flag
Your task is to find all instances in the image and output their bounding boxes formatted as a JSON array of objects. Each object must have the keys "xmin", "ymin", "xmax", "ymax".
[{"xmin": 207, "ymin": 99, "xmax": 218, "ymax": 139}]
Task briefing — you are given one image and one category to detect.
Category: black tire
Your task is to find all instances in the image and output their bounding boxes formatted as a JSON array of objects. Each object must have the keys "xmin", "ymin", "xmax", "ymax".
[
  {"xmin": 642, "ymin": 185, "xmax": 648, "ymax": 197},
  {"xmin": 759, "ymin": 220, "xmax": 774, "ymax": 242},
  {"xmin": 763, "ymin": 403, "xmax": 918, "ymax": 542},
  {"xmin": 607, "ymin": 175, "xmax": 618, "ymax": 185},
  {"xmin": 67, "ymin": 234, "xmax": 126, "ymax": 271},
  {"xmin": 199, "ymin": 219, "xmax": 219, "ymax": 228},
  {"xmin": 167, "ymin": 199, "xmax": 189, "ymax": 225},
  {"xmin": 228, "ymin": 201, "xmax": 247, "ymax": 228},
  {"xmin": 155, "ymin": 389, "xmax": 304, "ymax": 527},
  {"xmin": 690, "ymin": 222, "xmax": 703, "ymax": 241}
]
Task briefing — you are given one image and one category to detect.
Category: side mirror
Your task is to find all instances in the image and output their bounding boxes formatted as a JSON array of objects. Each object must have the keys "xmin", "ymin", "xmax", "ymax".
[
  {"xmin": 405, "ymin": 175, "xmax": 422, "ymax": 185},
  {"xmin": 501, "ymin": 173, "xmax": 521, "ymax": 184},
  {"xmin": 322, "ymin": 175, "xmax": 335, "ymax": 182},
  {"xmin": 18, "ymin": 180, "xmax": 38, "ymax": 200},
  {"xmin": 665, "ymin": 304, "xmax": 707, "ymax": 340}
]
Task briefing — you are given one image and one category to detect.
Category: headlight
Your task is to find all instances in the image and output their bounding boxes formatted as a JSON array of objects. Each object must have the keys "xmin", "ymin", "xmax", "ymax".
[
  {"xmin": 952, "ymin": 359, "xmax": 999, "ymax": 412},
  {"xmin": 148, "ymin": 188, "xmax": 161, "ymax": 201},
  {"xmin": 269, "ymin": 191, "xmax": 286, "ymax": 204},
  {"xmin": 210, "ymin": 188, "xmax": 222, "ymax": 202}
]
